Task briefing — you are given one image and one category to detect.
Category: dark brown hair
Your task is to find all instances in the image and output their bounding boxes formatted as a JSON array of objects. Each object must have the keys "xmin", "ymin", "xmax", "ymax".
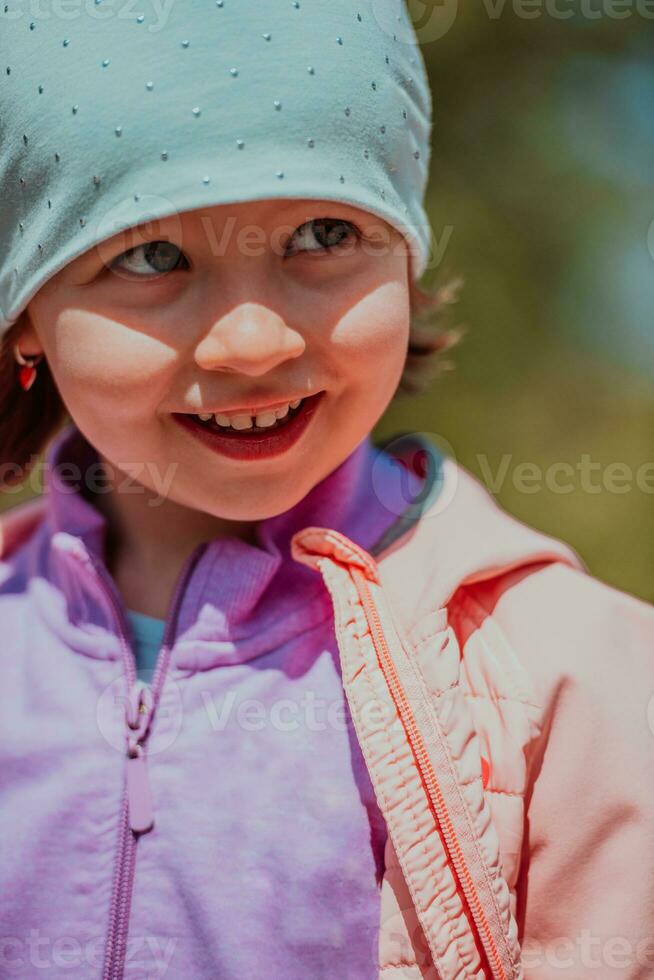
[
  {"xmin": 0, "ymin": 315, "xmax": 69, "ymax": 492},
  {"xmin": 401, "ymin": 275, "xmax": 464, "ymax": 396},
  {"xmin": 0, "ymin": 277, "xmax": 463, "ymax": 491}
]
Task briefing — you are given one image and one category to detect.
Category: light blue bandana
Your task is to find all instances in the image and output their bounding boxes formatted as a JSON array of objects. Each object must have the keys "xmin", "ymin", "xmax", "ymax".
[{"xmin": 0, "ymin": 0, "xmax": 432, "ymax": 334}]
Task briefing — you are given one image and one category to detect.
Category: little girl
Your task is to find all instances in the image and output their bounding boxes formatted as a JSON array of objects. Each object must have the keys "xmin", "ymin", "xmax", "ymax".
[{"xmin": 1, "ymin": 3, "xmax": 652, "ymax": 979}]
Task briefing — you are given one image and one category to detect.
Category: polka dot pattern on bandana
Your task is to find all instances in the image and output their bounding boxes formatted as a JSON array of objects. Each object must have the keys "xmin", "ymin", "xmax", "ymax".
[{"xmin": 0, "ymin": 0, "xmax": 432, "ymax": 332}]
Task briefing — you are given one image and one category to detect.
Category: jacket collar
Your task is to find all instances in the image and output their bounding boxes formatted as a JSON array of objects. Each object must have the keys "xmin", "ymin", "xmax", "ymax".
[{"xmin": 39, "ymin": 422, "xmax": 417, "ymax": 669}]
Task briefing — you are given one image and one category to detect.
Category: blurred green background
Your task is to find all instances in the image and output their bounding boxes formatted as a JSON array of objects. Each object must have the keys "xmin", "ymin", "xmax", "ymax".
[
  {"xmin": 2, "ymin": 4, "xmax": 652, "ymax": 602},
  {"xmin": 377, "ymin": 3, "xmax": 654, "ymax": 602}
]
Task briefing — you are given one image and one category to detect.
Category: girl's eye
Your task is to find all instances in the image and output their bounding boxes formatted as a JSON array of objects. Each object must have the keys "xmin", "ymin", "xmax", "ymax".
[
  {"xmin": 108, "ymin": 220, "xmax": 358, "ymax": 276},
  {"xmin": 110, "ymin": 240, "xmax": 189, "ymax": 277},
  {"xmin": 287, "ymin": 218, "xmax": 359, "ymax": 256}
]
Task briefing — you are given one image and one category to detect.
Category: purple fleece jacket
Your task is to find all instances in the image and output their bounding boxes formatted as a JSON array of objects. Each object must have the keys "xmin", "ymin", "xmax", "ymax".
[{"xmin": 0, "ymin": 422, "xmax": 420, "ymax": 979}]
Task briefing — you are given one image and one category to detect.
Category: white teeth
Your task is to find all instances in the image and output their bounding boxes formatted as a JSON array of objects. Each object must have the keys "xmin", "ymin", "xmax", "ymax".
[
  {"xmin": 255, "ymin": 410, "xmax": 278, "ymax": 428},
  {"xmin": 197, "ymin": 398, "xmax": 304, "ymax": 430},
  {"xmin": 228, "ymin": 414, "xmax": 253, "ymax": 430}
]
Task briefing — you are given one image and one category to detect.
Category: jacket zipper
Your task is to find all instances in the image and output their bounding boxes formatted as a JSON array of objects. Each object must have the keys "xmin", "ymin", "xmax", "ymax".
[
  {"xmin": 83, "ymin": 543, "xmax": 209, "ymax": 980},
  {"xmin": 350, "ymin": 566, "xmax": 508, "ymax": 980}
]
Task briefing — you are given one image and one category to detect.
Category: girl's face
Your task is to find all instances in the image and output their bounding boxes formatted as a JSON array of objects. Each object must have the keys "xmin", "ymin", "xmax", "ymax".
[{"xmin": 21, "ymin": 198, "xmax": 411, "ymax": 521}]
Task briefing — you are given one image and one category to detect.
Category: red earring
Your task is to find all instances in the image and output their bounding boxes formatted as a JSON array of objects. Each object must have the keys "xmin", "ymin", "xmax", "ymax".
[{"xmin": 13, "ymin": 344, "xmax": 44, "ymax": 392}]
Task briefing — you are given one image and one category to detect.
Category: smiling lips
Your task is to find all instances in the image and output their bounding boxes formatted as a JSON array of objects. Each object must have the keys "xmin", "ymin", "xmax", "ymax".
[{"xmin": 172, "ymin": 390, "xmax": 324, "ymax": 460}]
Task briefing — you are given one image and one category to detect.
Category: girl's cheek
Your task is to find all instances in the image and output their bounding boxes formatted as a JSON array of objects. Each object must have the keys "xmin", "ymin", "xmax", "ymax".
[
  {"xmin": 329, "ymin": 291, "xmax": 409, "ymax": 370},
  {"xmin": 50, "ymin": 315, "xmax": 178, "ymax": 418}
]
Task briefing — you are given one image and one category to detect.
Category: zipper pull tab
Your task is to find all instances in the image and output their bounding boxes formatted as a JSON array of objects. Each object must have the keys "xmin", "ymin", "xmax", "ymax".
[
  {"xmin": 126, "ymin": 742, "xmax": 154, "ymax": 834},
  {"xmin": 125, "ymin": 681, "xmax": 155, "ymax": 834}
]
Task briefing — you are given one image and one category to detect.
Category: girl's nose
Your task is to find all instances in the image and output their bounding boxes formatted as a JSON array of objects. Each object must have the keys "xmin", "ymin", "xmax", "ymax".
[{"xmin": 193, "ymin": 306, "xmax": 306, "ymax": 376}]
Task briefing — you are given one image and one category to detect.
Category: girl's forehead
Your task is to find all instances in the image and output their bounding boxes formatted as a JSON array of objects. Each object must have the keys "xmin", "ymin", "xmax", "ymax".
[
  {"xmin": 171, "ymin": 198, "xmax": 377, "ymax": 226},
  {"xmin": 93, "ymin": 199, "xmax": 386, "ymax": 250}
]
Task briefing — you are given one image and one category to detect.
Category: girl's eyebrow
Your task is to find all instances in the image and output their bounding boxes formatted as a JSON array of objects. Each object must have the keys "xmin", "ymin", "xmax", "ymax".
[{"xmin": 277, "ymin": 200, "xmax": 368, "ymax": 219}]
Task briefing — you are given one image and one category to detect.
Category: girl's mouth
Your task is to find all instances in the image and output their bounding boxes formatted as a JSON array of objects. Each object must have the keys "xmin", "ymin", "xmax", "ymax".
[{"xmin": 171, "ymin": 391, "xmax": 325, "ymax": 461}]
